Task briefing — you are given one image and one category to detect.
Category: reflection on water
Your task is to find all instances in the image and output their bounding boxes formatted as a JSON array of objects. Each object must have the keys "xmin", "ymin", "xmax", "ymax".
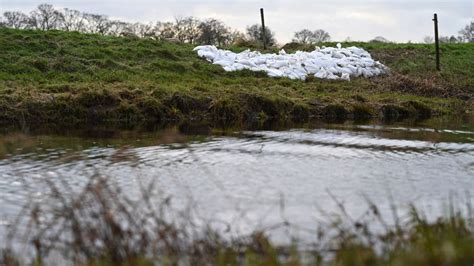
[{"xmin": 0, "ymin": 117, "xmax": 473, "ymax": 243}]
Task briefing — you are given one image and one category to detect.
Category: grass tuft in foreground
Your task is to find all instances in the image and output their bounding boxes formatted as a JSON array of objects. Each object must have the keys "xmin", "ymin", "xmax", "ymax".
[{"xmin": 1, "ymin": 173, "xmax": 473, "ymax": 265}]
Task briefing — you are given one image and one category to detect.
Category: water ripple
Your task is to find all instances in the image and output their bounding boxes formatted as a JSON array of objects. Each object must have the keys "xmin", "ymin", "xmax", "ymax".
[{"xmin": 0, "ymin": 122, "xmax": 473, "ymax": 245}]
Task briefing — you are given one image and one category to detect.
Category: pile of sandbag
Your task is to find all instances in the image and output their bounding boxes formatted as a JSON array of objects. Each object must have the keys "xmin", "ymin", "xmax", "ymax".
[{"xmin": 193, "ymin": 43, "xmax": 388, "ymax": 81}]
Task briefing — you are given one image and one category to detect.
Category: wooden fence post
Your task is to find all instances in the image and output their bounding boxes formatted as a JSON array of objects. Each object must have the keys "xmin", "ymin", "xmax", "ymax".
[
  {"xmin": 433, "ymin": 13, "xmax": 440, "ymax": 71},
  {"xmin": 260, "ymin": 8, "xmax": 267, "ymax": 49}
]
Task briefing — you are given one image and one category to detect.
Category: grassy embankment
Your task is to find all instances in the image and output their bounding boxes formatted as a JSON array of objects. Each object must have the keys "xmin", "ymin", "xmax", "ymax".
[{"xmin": 0, "ymin": 27, "xmax": 473, "ymax": 125}]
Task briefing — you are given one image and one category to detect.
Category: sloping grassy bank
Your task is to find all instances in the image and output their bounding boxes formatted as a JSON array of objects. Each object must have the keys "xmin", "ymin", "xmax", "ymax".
[{"xmin": 0, "ymin": 28, "xmax": 472, "ymax": 125}]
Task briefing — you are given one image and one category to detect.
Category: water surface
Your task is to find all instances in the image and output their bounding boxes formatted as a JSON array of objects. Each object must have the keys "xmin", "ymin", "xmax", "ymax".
[{"xmin": 1, "ymin": 117, "xmax": 473, "ymax": 243}]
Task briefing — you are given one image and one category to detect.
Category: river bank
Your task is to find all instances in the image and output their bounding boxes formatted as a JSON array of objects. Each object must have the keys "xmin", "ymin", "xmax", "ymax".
[{"xmin": 0, "ymin": 28, "xmax": 472, "ymax": 126}]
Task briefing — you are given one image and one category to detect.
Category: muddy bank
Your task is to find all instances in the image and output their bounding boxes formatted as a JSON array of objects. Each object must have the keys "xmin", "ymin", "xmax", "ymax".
[{"xmin": 0, "ymin": 89, "xmax": 462, "ymax": 127}]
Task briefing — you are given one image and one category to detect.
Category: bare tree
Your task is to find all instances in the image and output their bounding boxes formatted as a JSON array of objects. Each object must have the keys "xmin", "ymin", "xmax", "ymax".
[
  {"xmin": 423, "ymin": 36, "xmax": 434, "ymax": 44},
  {"xmin": 312, "ymin": 29, "xmax": 331, "ymax": 43},
  {"xmin": 370, "ymin": 36, "xmax": 389, "ymax": 43},
  {"xmin": 438, "ymin": 35, "xmax": 459, "ymax": 43},
  {"xmin": 1, "ymin": 3, "xmax": 241, "ymax": 47},
  {"xmin": 293, "ymin": 29, "xmax": 314, "ymax": 44},
  {"xmin": 199, "ymin": 19, "xmax": 217, "ymax": 45},
  {"xmin": 173, "ymin": 16, "xmax": 186, "ymax": 43},
  {"xmin": 185, "ymin": 17, "xmax": 202, "ymax": 44},
  {"xmin": 198, "ymin": 19, "xmax": 231, "ymax": 46},
  {"xmin": 449, "ymin": 36, "xmax": 458, "ymax": 43},
  {"xmin": 438, "ymin": 36, "xmax": 449, "ymax": 43},
  {"xmin": 228, "ymin": 30, "xmax": 245, "ymax": 45},
  {"xmin": 293, "ymin": 29, "xmax": 330, "ymax": 44},
  {"xmin": 173, "ymin": 16, "xmax": 201, "ymax": 43},
  {"xmin": 84, "ymin": 13, "xmax": 111, "ymax": 35},
  {"xmin": 130, "ymin": 22, "xmax": 155, "ymax": 38},
  {"xmin": 58, "ymin": 8, "xmax": 85, "ymax": 32},
  {"xmin": 449, "ymin": 35, "xmax": 458, "ymax": 43},
  {"xmin": 246, "ymin": 24, "xmax": 276, "ymax": 46},
  {"xmin": 106, "ymin": 21, "xmax": 131, "ymax": 36},
  {"xmin": 458, "ymin": 21, "xmax": 473, "ymax": 43},
  {"xmin": 3, "ymin": 11, "xmax": 30, "ymax": 29},
  {"xmin": 29, "ymin": 4, "xmax": 62, "ymax": 30},
  {"xmin": 153, "ymin": 22, "xmax": 176, "ymax": 40}
]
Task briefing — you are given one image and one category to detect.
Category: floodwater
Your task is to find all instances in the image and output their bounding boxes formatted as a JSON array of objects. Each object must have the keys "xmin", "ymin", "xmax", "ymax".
[{"xmin": 0, "ymin": 117, "xmax": 473, "ymax": 244}]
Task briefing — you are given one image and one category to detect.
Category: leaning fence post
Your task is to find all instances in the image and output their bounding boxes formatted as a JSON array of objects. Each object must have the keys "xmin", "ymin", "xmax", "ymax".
[
  {"xmin": 260, "ymin": 8, "xmax": 267, "ymax": 50},
  {"xmin": 433, "ymin": 13, "xmax": 440, "ymax": 71}
]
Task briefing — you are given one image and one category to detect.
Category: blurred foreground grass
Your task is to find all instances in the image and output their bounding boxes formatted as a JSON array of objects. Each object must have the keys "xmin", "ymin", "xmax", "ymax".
[{"xmin": 1, "ymin": 173, "xmax": 473, "ymax": 266}]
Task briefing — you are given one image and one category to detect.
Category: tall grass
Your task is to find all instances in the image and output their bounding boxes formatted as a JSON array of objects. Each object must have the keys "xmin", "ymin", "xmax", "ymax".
[{"xmin": 1, "ymin": 173, "xmax": 473, "ymax": 265}]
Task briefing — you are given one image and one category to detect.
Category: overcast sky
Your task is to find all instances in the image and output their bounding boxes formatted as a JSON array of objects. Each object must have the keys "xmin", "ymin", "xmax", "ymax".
[{"xmin": 1, "ymin": 0, "xmax": 472, "ymax": 43}]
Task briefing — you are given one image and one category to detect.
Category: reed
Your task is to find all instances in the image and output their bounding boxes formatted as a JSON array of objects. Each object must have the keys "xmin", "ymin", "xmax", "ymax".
[{"xmin": 1, "ymin": 173, "xmax": 473, "ymax": 265}]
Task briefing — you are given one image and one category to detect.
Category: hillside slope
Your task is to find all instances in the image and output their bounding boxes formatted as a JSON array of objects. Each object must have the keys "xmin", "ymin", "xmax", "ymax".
[{"xmin": 0, "ymin": 28, "xmax": 472, "ymax": 125}]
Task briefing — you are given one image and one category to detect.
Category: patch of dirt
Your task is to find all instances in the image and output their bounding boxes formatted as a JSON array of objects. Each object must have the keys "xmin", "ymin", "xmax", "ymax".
[{"xmin": 373, "ymin": 73, "xmax": 465, "ymax": 99}]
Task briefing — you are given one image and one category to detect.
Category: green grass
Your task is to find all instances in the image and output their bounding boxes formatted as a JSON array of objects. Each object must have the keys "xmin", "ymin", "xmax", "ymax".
[{"xmin": 0, "ymin": 28, "xmax": 473, "ymax": 125}]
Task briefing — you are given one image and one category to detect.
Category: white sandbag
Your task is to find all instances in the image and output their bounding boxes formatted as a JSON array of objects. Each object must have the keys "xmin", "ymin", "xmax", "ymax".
[
  {"xmin": 253, "ymin": 57, "xmax": 267, "ymax": 65},
  {"xmin": 237, "ymin": 59, "xmax": 257, "ymax": 67},
  {"xmin": 340, "ymin": 67, "xmax": 353, "ymax": 75},
  {"xmin": 267, "ymin": 69, "xmax": 284, "ymax": 77},
  {"xmin": 214, "ymin": 60, "xmax": 233, "ymax": 67},
  {"xmin": 315, "ymin": 68, "xmax": 328, "ymax": 79},
  {"xmin": 361, "ymin": 68, "xmax": 372, "ymax": 78},
  {"xmin": 346, "ymin": 65, "xmax": 358, "ymax": 73},
  {"xmin": 268, "ymin": 60, "xmax": 288, "ymax": 69},
  {"xmin": 328, "ymin": 67, "xmax": 338, "ymax": 74},
  {"xmin": 194, "ymin": 44, "xmax": 388, "ymax": 81},
  {"xmin": 303, "ymin": 63, "xmax": 321, "ymax": 73},
  {"xmin": 331, "ymin": 51, "xmax": 345, "ymax": 59},
  {"xmin": 223, "ymin": 66, "xmax": 234, "ymax": 72},
  {"xmin": 197, "ymin": 50, "xmax": 216, "ymax": 61},
  {"xmin": 233, "ymin": 63, "xmax": 245, "ymax": 71},
  {"xmin": 327, "ymin": 73, "xmax": 340, "ymax": 80}
]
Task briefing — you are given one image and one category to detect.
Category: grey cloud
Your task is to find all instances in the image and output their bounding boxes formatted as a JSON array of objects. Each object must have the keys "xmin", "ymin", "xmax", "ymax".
[{"xmin": 1, "ymin": 0, "xmax": 472, "ymax": 42}]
